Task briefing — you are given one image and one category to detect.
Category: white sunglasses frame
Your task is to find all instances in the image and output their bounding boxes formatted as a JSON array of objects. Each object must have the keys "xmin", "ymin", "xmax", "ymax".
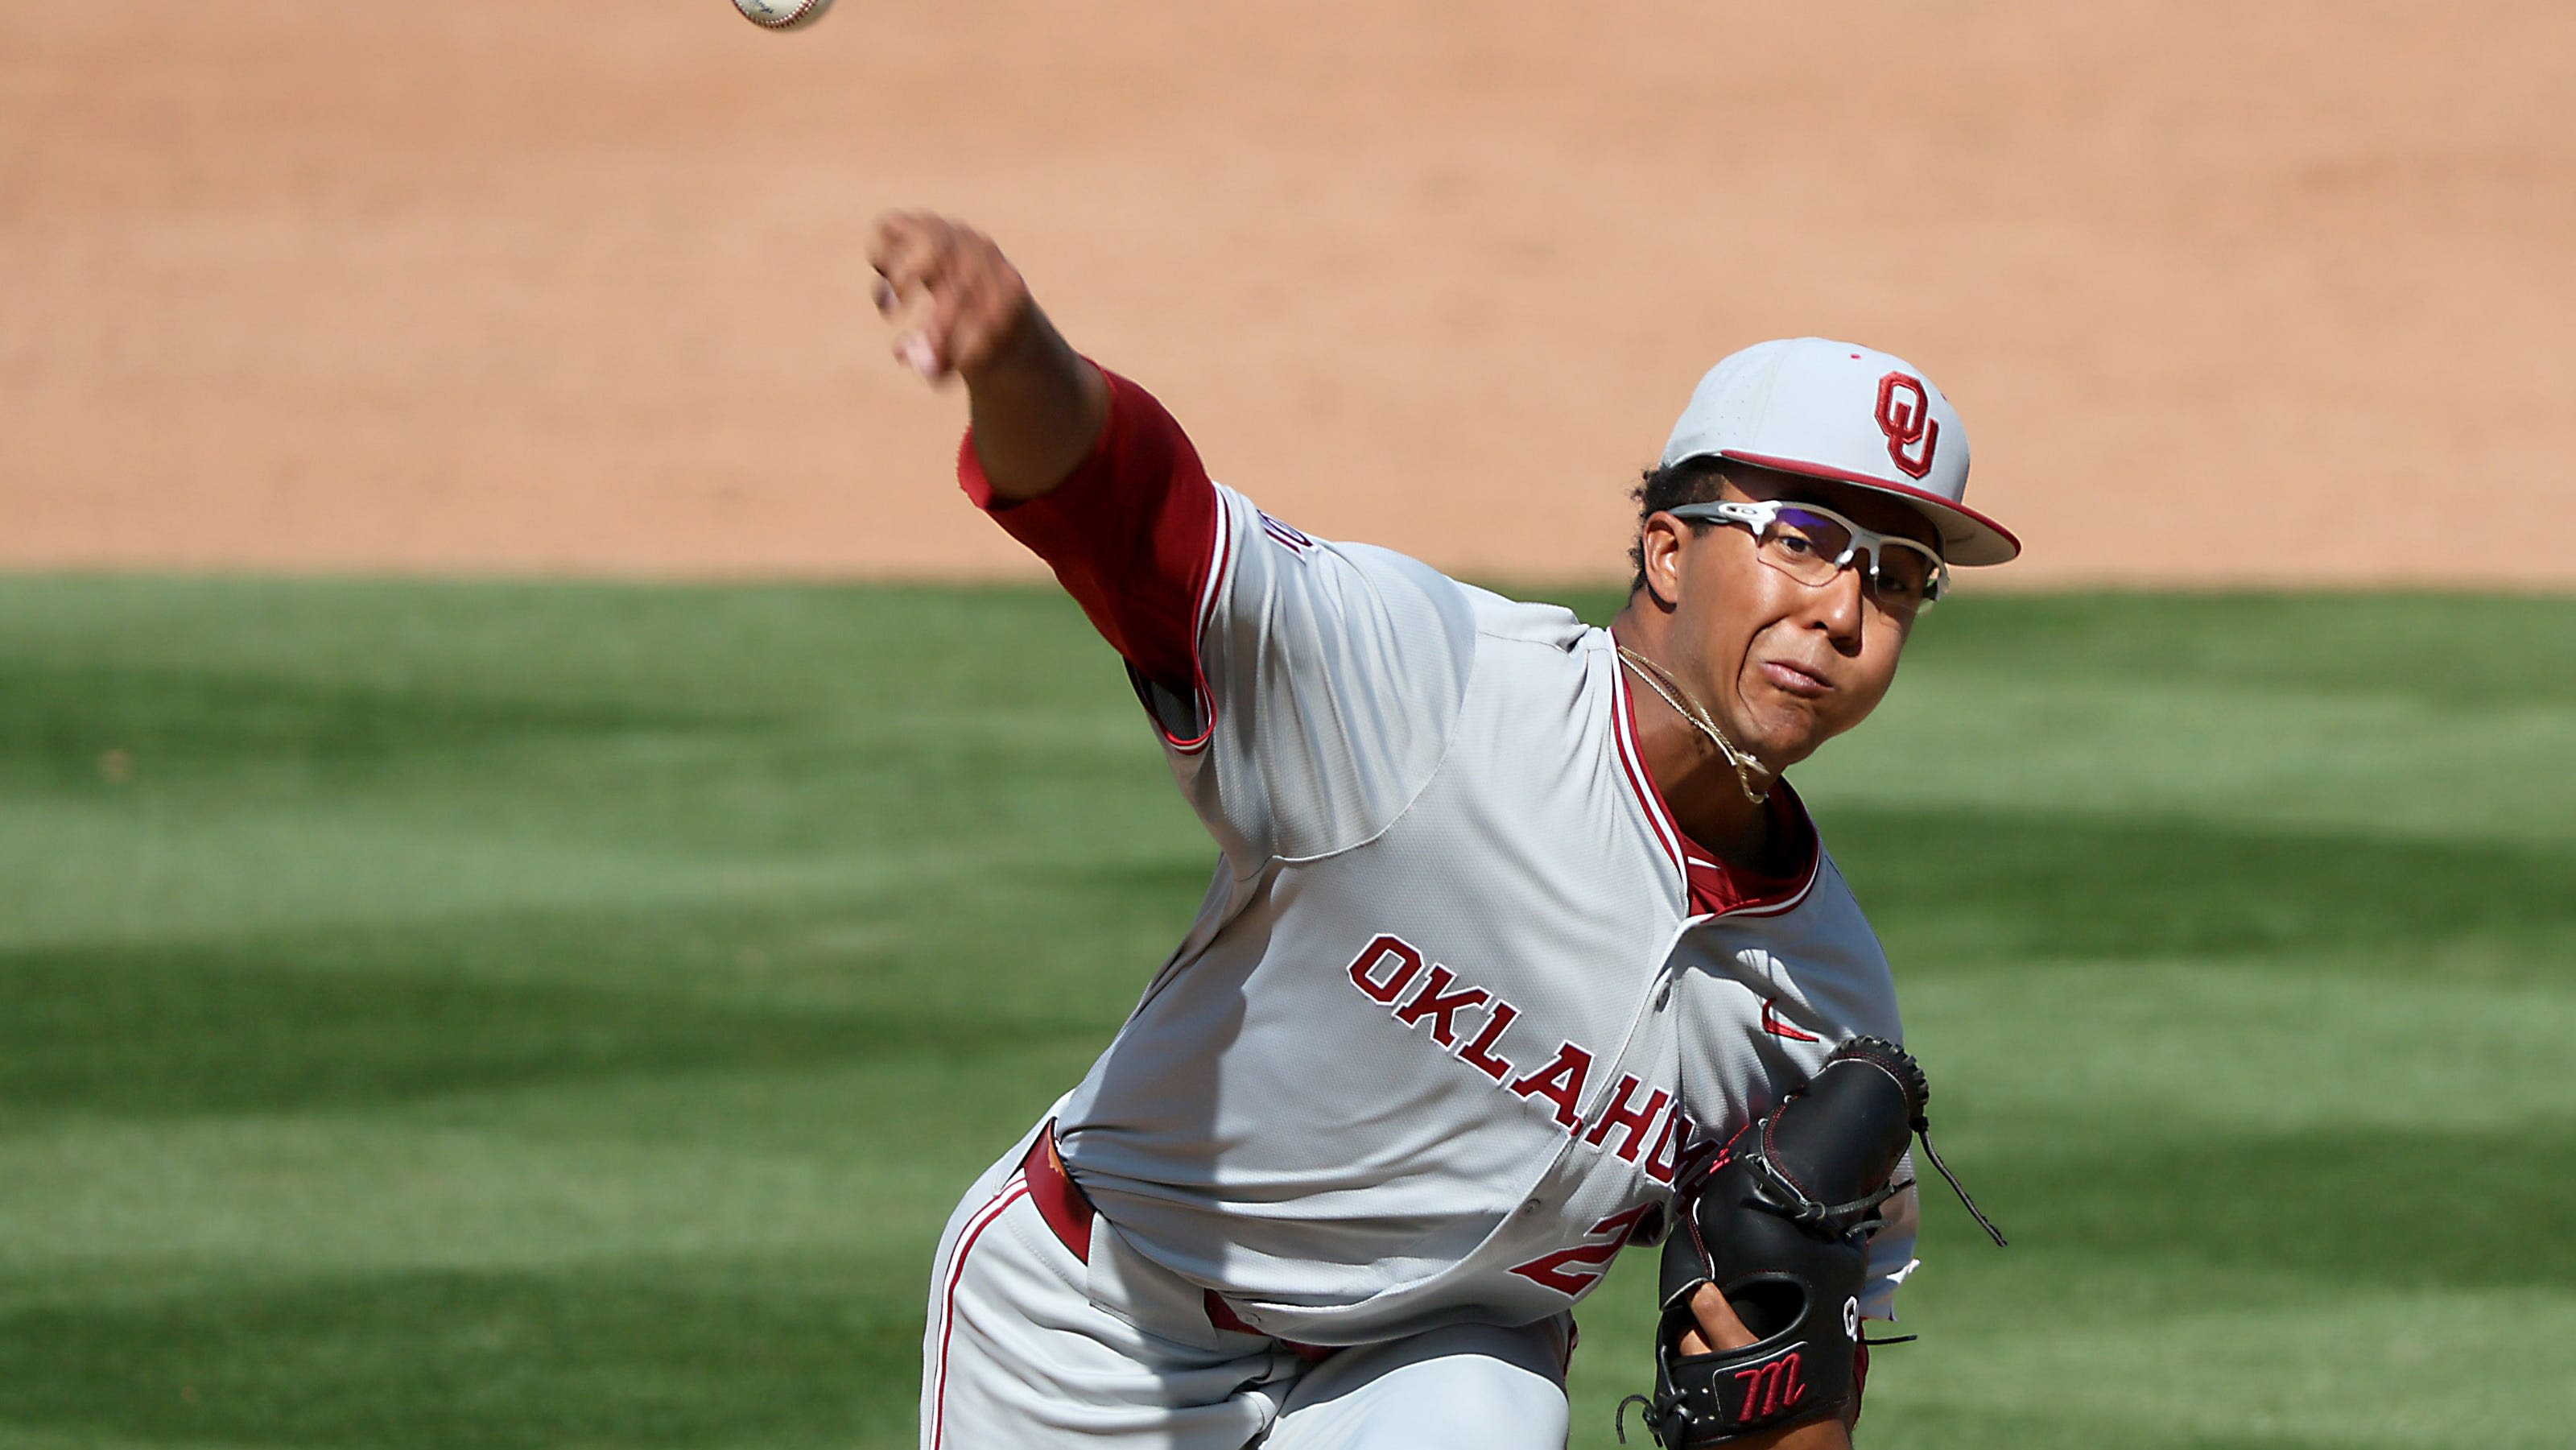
[{"xmin": 1664, "ymin": 498, "xmax": 1951, "ymax": 606}]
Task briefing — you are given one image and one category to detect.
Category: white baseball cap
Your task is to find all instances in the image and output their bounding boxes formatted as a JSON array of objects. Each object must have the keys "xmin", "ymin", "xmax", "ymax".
[{"xmin": 1661, "ymin": 337, "xmax": 2020, "ymax": 566}]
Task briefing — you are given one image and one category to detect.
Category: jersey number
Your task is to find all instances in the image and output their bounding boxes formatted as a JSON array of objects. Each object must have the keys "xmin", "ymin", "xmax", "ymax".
[{"xmin": 1505, "ymin": 1205, "xmax": 1653, "ymax": 1296}]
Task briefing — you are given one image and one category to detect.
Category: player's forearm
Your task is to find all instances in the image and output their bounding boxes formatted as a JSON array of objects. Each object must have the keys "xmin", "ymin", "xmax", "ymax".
[{"xmin": 960, "ymin": 308, "xmax": 1110, "ymax": 502}]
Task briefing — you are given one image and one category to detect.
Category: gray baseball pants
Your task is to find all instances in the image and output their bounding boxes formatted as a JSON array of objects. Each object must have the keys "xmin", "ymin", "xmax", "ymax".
[{"xmin": 921, "ymin": 1114, "xmax": 1574, "ymax": 1450}]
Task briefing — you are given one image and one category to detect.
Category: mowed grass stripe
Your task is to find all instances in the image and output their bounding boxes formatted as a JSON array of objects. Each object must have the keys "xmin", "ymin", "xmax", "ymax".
[
  {"xmin": 0, "ymin": 579, "xmax": 2567, "ymax": 1449},
  {"xmin": 0, "ymin": 1261, "xmax": 925, "ymax": 1450},
  {"xmin": 1828, "ymin": 805, "xmax": 2576, "ymax": 965}
]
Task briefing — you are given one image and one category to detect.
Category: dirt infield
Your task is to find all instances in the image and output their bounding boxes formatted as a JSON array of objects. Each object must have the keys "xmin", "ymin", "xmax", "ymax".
[{"xmin": 4, "ymin": 2, "xmax": 2570, "ymax": 586}]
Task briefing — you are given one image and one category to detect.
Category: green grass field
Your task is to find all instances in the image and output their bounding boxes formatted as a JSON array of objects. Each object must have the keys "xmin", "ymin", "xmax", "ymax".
[{"xmin": 3, "ymin": 577, "xmax": 2570, "ymax": 1449}]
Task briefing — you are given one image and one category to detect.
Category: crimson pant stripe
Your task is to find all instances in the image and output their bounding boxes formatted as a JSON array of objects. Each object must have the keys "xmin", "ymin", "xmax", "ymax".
[{"xmin": 928, "ymin": 1175, "xmax": 1030, "ymax": 1450}]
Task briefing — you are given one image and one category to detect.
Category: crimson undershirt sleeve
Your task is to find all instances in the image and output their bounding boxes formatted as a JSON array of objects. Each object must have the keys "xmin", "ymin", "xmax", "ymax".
[
  {"xmin": 962, "ymin": 363, "xmax": 1476, "ymax": 867},
  {"xmin": 956, "ymin": 366, "xmax": 1216, "ymax": 696}
]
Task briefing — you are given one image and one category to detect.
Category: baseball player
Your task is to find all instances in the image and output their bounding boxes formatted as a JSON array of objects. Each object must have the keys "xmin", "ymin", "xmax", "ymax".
[{"xmin": 871, "ymin": 212, "xmax": 2019, "ymax": 1450}]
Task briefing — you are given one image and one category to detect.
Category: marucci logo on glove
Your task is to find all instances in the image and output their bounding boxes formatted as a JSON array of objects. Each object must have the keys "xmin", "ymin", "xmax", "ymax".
[{"xmin": 1732, "ymin": 1349, "xmax": 1806, "ymax": 1422}]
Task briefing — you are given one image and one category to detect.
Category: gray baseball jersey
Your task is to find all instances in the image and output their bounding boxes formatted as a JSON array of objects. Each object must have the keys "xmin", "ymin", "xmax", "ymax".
[{"xmin": 965, "ymin": 369, "xmax": 1921, "ymax": 1349}]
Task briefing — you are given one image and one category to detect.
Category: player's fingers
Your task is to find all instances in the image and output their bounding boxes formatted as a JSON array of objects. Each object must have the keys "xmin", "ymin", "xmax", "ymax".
[
  {"xmin": 949, "ymin": 254, "xmax": 1033, "ymax": 372},
  {"xmin": 873, "ymin": 215, "xmax": 1026, "ymax": 381},
  {"xmin": 892, "ymin": 266, "xmax": 976, "ymax": 380},
  {"xmin": 921, "ymin": 257, "xmax": 1030, "ymax": 379},
  {"xmin": 874, "ymin": 241, "xmax": 957, "ymax": 375},
  {"xmin": 868, "ymin": 209, "xmax": 952, "ymax": 266},
  {"xmin": 865, "ymin": 210, "xmax": 931, "ymax": 285},
  {"xmin": 1682, "ymin": 1283, "xmax": 1757, "ymax": 1356},
  {"xmin": 869, "ymin": 212, "xmax": 958, "ymax": 305},
  {"xmin": 890, "ymin": 329, "xmax": 939, "ymax": 379}
]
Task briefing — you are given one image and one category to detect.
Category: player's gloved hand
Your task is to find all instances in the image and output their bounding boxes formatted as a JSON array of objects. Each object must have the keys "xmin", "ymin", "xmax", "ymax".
[{"xmin": 1620, "ymin": 1037, "xmax": 2004, "ymax": 1448}]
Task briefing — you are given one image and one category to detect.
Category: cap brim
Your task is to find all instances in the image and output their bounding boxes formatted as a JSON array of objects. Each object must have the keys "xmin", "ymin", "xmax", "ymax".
[{"xmin": 1721, "ymin": 450, "xmax": 2022, "ymax": 566}]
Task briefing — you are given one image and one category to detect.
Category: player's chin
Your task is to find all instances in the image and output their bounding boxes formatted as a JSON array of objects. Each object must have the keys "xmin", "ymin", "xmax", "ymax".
[
  {"xmin": 1741, "ymin": 712, "xmax": 1827, "ymax": 770},
  {"xmin": 1743, "ymin": 696, "xmax": 1858, "ymax": 768}
]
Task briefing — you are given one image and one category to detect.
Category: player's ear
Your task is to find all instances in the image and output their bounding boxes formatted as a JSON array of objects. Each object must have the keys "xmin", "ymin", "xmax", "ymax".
[{"xmin": 1638, "ymin": 513, "xmax": 1690, "ymax": 610}]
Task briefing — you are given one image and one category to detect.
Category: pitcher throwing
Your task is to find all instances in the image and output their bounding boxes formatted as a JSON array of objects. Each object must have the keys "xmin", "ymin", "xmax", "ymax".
[{"xmin": 873, "ymin": 212, "xmax": 2018, "ymax": 1450}]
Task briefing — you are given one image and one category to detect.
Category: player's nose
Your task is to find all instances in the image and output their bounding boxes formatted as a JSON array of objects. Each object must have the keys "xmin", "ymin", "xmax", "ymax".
[{"xmin": 1802, "ymin": 562, "xmax": 1869, "ymax": 652}]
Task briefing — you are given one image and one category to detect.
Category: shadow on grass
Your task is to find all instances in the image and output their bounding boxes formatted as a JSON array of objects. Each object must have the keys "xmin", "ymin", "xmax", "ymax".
[
  {"xmin": 0, "ymin": 922, "xmax": 1096, "ymax": 1121},
  {"xmin": 0, "ymin": 1262, "xmax": 918, "ymax": 1450},
  {"xmin": 1827, "ymin": 804, "xmax": 2576, "ymax": 969},
  {"xmin": 0, "ymin": 658, "xmax": 760, "ymax": 784},
  {"xmin": 1967, "ymin": 1119, "xmax": 2576, "ymax": 1294}
]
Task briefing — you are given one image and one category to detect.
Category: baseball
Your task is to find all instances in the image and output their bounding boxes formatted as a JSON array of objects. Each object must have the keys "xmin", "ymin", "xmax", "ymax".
[{"xmin": 733, "ymin": 0, "xmax": 832, "ymax": 31}]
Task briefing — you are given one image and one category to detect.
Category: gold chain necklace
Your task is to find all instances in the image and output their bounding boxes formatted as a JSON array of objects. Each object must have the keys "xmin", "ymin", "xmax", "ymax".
[{"xmin": 1616, "ymin": 644, "xmax": 1773, "ymax": 806}]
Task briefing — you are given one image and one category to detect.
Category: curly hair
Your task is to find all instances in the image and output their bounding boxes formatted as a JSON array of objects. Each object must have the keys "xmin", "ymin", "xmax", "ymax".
[{"xmin": 1627, "ymin": 456, "xmax": 1732, "ymax": 594}]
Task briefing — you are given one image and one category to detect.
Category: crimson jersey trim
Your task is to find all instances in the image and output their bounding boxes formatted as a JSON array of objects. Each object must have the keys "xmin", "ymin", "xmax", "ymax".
[{"xmin": 1608, "ymin": 661, "xmax": 1690, "ymax": 900}]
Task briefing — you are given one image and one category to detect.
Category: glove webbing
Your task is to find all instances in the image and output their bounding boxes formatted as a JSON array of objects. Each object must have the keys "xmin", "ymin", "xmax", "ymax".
[
  {"xmin": 1734, "ymin": 1107, "xmax": 2008, "ymax": 1249},
  {"xmin": 1736, "ymin": 1144, "xmax": 1904, "ymax": 1233},
  {"xmin": 1851, "ymin": 1037, "xmax": 2007, "ymax": 1248}
]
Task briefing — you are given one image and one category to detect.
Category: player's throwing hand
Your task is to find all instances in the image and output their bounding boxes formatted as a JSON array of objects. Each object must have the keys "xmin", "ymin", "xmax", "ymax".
[{"xmin": 869, "ymin": 212, "xmax": 1036, "ymax": 383}]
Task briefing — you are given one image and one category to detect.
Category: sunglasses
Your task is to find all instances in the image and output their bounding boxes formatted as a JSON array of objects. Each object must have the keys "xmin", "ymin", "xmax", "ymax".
[{"xmin": 1665, "ymin": 499, "xmax": 1950, "ymax": 609}]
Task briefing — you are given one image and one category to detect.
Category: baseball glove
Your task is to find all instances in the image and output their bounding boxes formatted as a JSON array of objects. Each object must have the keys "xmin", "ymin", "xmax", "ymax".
[{"xmin": 1620, "ymin": 1037, "xmax": 2004, "ymax": 1448}]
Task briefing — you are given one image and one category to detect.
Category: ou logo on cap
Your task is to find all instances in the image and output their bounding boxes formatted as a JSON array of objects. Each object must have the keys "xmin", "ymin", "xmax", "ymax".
[
  {"xmin": 1842, "ymin": 1296, "xmax": 1860, "ymax": 1341},
  {"xmin": 1873, "ymin": 373, "xmax": 1940, "ymax": 480}
]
